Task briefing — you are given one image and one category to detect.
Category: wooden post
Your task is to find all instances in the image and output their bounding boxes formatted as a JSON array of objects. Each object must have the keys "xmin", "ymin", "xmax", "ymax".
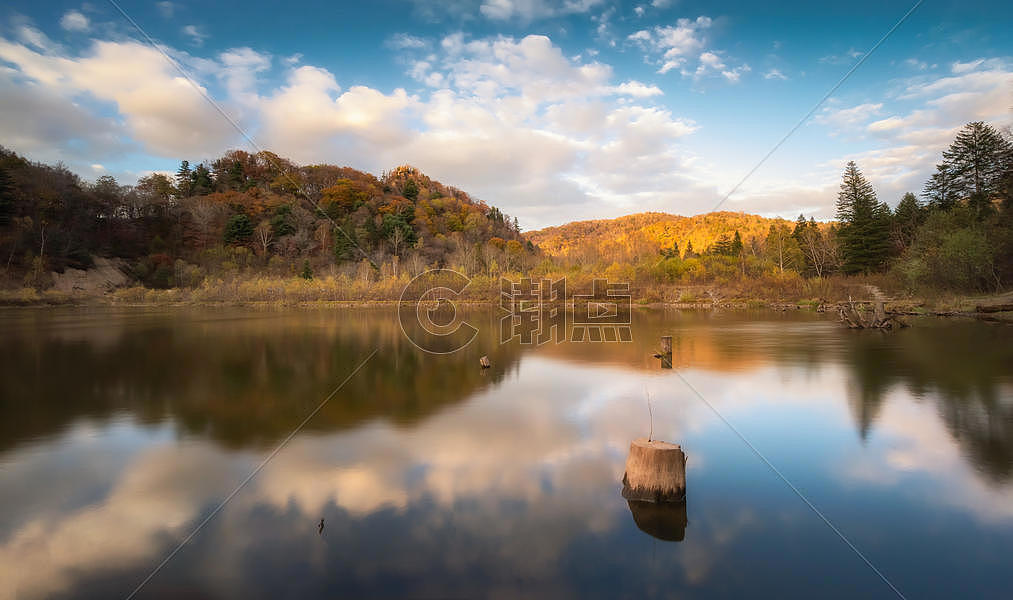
[
  {"xmin": 660, "ymin": 336, "xmax": 672, "ymax": 369},
  {"xmin": 660, "ymin": 336, "xmax": 672, "ymax": 354},
  {"xmin": 621, "ymin": 438, "xmax": 687, "ymax": 503}
]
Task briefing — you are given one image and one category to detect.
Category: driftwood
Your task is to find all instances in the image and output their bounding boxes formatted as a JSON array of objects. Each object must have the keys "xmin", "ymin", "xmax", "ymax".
[
  {"xmin": 976, "ymin": 303, "xmax": 1013, "ymax": 313},
  {"xmin": 837, "ymin": 297, "xmax": 908, "ymax": 330},
  {"xmin": 479, "ymin": 355, "xmax": 491, "ymax": 368}
]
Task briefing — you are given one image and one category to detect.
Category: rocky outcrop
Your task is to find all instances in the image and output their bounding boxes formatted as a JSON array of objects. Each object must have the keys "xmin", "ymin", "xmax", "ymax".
[{"xmin": 50, "ymin": 257, "xmax": 129, "ymax": 294}]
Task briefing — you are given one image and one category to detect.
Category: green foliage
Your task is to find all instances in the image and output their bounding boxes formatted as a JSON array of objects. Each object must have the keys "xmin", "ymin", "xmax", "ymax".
[
  {"xmin": 896, "ymin": 207, "xmax": 1004, "ymax": 292},
  {"xmin": 300, "ymin": 259, "xmax": 313, "ymax": 280},
  {"xmin": 176, "ymin": 160, "xmax": 192, "ymax": 197},
  {"xmin": 836, "ymin": 161, "xmax": 891, "ymax": 274},
  {"xmin": 891, "ymin": 192, "xmax": 924, "ymax": 252},
  {"xmin": 0, "ymin": 165, "xmax": 13, "ymax": 226},
  {"xmin": 271, "ymin": 204, "xmax": 295, "ymax": 237},
  {"xmin": 223, "ymin": 214, "xmax": 254, "ymax": 244},
  {"xmin": 402, "ymin": 179, "xmax": 419, "ymax": 201}
]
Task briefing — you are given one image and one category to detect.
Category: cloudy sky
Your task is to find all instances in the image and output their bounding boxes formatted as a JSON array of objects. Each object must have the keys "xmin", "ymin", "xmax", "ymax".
[{"xmin": 1, "ymin": 1, "xmax": 1010, "ymax": 229}]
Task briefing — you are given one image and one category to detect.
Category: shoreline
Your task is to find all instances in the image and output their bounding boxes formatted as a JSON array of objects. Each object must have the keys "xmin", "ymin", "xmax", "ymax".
[{"xmin": 3, "ymin": 290, "xmax": 1010, "ymax": 322}]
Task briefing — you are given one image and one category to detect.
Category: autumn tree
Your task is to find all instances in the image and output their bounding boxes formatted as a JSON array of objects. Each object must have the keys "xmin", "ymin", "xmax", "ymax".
[{"xmin": 764, "ymin": 222, "xmax": 802, "ymax": 274}]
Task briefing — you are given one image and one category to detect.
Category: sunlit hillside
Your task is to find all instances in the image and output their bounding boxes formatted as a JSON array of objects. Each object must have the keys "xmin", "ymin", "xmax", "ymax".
[{"xmin": 524, "ymin": 211, "xmax": 809, "ymax": 261}]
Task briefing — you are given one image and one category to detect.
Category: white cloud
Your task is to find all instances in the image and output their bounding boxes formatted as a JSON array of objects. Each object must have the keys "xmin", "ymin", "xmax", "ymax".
[
  {"xmin": 386, "ymin": 33, "xmax": 429, "ymax": 50},
  {"xmin": 0, "ymin": 37, "xmax": 237, "ymax": 157},
  {"xmin": 628, "ymin": 17, "xmax": 748, "ymax": 83},
  {"xmin": 478, "ymin": 0, "xmax": 604, "ymax": 21},
  {"xmin": 59, "ymin": 10, "xmax": 90, "ymax": 32},
  {"xmin": 763, "ymin": 68, "xmax": 787, "ymax": 80},
  {"xmin": 951, "ymin": 58, "xmax": 984, "ymax": 74},
  {"xmin": 182, "ymin": 24, "xmax": 208, "ymax": 46},
  {"xmin": 611, "ymin": 80, "xmax": 663, "ymax": 97},
  {"xmin": 814, "ymin": 102, "xmax": 883, "ymax": 130},
  {"xmin": 16, "ymin": 25, "xmax": 53, "ymax": 51},
  {"xmin": 819, "ymin": 48, "xmax": 863, "ymax": 65},
  {"xmin": 156, "ymin": 1, "xmax": 175, "ymax": 18}
]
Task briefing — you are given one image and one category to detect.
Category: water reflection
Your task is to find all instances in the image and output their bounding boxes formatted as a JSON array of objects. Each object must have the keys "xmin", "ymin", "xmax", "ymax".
[
  {"xmin": 0, "ymin": 308, "xmax": 1010, "ymax": 599},
  {"xmin": 626, "ymin": 500, "xmax": 688, "ymax": 542}
]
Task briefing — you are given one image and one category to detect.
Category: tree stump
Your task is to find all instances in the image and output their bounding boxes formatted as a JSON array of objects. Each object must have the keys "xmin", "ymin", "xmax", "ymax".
[
  {"xmin": 621, "ymin": 438, "xmax": 687, "ymax": 503},
  {"xmin": 659, "ymin": 336, "xmax": 673, "ymax": 369}
]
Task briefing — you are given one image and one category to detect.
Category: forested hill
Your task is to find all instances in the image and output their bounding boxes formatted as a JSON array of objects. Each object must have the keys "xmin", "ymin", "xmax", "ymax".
[
  {"xmin": 0, "ymin": 148, "xmax": 530, "ymax": 288},
  {"xmin": 525, "ymin": 211, "xmax": 801, "ymax": 261}
]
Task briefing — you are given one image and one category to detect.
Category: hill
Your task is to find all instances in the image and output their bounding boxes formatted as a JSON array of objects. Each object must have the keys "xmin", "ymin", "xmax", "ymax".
[
  {"xmin": 524, "ymin": 211, "xmax": 803, "ymax": 262},
  {"xmin": 0, "ymin": 147, "xmax": 530, "ymax": 289}
]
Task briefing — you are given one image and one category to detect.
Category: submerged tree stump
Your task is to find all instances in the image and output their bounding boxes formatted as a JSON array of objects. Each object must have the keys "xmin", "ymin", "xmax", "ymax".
[
  {"xmin": 621, "ymin": 438, "xmax": 687, "ymax": 503},
  {"xmin": 626, "ymin": 499, "xmax": 688, "ymax": 541}
]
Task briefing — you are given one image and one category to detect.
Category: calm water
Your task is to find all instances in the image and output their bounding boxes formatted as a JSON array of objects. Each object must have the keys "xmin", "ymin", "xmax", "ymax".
[{"xmin": 1, "ymin": 307, "xmax": 1011, "ymax": 599}]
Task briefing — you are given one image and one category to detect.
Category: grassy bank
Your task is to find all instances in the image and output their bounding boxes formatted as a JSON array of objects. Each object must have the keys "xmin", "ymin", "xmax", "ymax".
[{"xmin": 4, "ymin": 271, "xmax": 1009, "ymax": 316}]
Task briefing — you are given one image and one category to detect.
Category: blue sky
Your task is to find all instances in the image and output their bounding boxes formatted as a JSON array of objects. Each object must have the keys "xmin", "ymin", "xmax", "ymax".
[{"xmin": 1, "ymin": 1, "xmax": 1010, "ymax": 228}]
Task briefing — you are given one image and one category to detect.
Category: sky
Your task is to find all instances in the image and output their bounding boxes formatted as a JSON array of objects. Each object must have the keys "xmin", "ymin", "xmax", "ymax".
[{"xmin": 0, "ymin": 0, "xmax": 1010, "ymax": 229}]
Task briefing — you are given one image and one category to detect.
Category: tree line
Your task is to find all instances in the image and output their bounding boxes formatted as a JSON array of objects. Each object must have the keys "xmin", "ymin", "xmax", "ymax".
[
  {"xmin": 1, "ymin": 121, "xmax": 1010, "ymax": 300},
  {"xmin": 635, "ymin": 121, "xmax": 1012, "ymax": 294},
  {"xmin": 0, "ymin": 149, "xmax": 533, "ymax": 289}
]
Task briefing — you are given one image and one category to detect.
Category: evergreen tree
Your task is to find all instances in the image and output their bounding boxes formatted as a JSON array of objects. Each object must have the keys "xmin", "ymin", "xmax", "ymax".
[
  {"xmin": 925, "ymin": 121, "xmax": 1013, "ymax": 217},
  {"xmin": 223, "ymin": 214, "xmax": 254, "ymax": 244},
  {"xmin": 0, "ymin": 165, "xmax": 14, "ymax": 226},
  {"xmin": 192, "ymin": 163, "xmax": 213, "ymax": 196},
  {"xmin": 731, "ymin": 230, "xmax": 744, "ymax": 255},
  {"xmin": 836, "ymin": 161, "xmax": 891, "ymax": 274},
  {"xmin": 175, "ymin": 160, "xmax": 192, "ymax": 197},
  {"xmin": 891, "ymin": 192, "xmax": 923, "ymax": 252},
  {"xmin": 402, "ymin": 179, "xmax": 419, "ymax": 201},
  {"xmin": 791, "ymin": 214, "xmax": 809, "ymax": 241},
  {"xmin": 682, "ymin": 240, "xmax": 697, "ymax": 259},
  {"xmin": 923, "ymin": 164, "xmax": 959, "ymax": 210},
  {"xmin": 660, "ymin": 241, "xmax": 680, "ymax": 259},
  {"xmin": 300, "ymin": 259, "xmax": 313, "ymax": 280}
]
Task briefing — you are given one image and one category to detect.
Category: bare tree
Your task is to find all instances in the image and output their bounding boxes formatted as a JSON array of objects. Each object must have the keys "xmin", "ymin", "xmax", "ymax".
[
  {"xmin": 797, "ymin": 226, "xmax": 838, "ymax": 278},
  {"xmin": 254, "ymin": 220, "xmax": 274, "ymax": 256}
]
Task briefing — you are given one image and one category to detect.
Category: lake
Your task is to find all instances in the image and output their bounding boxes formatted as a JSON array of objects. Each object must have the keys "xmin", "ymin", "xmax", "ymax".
[{"xmin": 0, "ymin": 307, "xmax": 1011, "ymax": 599}]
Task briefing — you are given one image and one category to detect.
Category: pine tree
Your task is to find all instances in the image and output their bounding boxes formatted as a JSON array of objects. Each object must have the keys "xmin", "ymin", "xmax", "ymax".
[
  {"xmin": 192, "ymin": 163, "xmax": 213, "ymax": 196},
  {"xmin": 175, "ymin": 160, "xmax": 192, "ymax": 198},
  {"xmin": 682, "ymin": 240, "xmax": 697, "ymax": 259},
  {"xmin": 791, "ymin": 214, "xmax": 808, "ymax": 241},
  {"xmin": 925, "ymin": 121, "xmax": 1013, "ymax": 217},
  {"xmin": 923, "ymin": 164, "xmax": 959, "ymax": 210},
  {"xmin": 731, "ymin": 230, "xmax": 744, "ymax": 255},
  {"xmin": 836, "ymin": 161, "xmax": 891, "ymax": 274},
  {"xmin": 0, "ymin": 165, "xmax": 14, "ymax": 226},
  {"xmin": 891, "ymin": 192, "xmax": 923, "ymax": 251}
]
